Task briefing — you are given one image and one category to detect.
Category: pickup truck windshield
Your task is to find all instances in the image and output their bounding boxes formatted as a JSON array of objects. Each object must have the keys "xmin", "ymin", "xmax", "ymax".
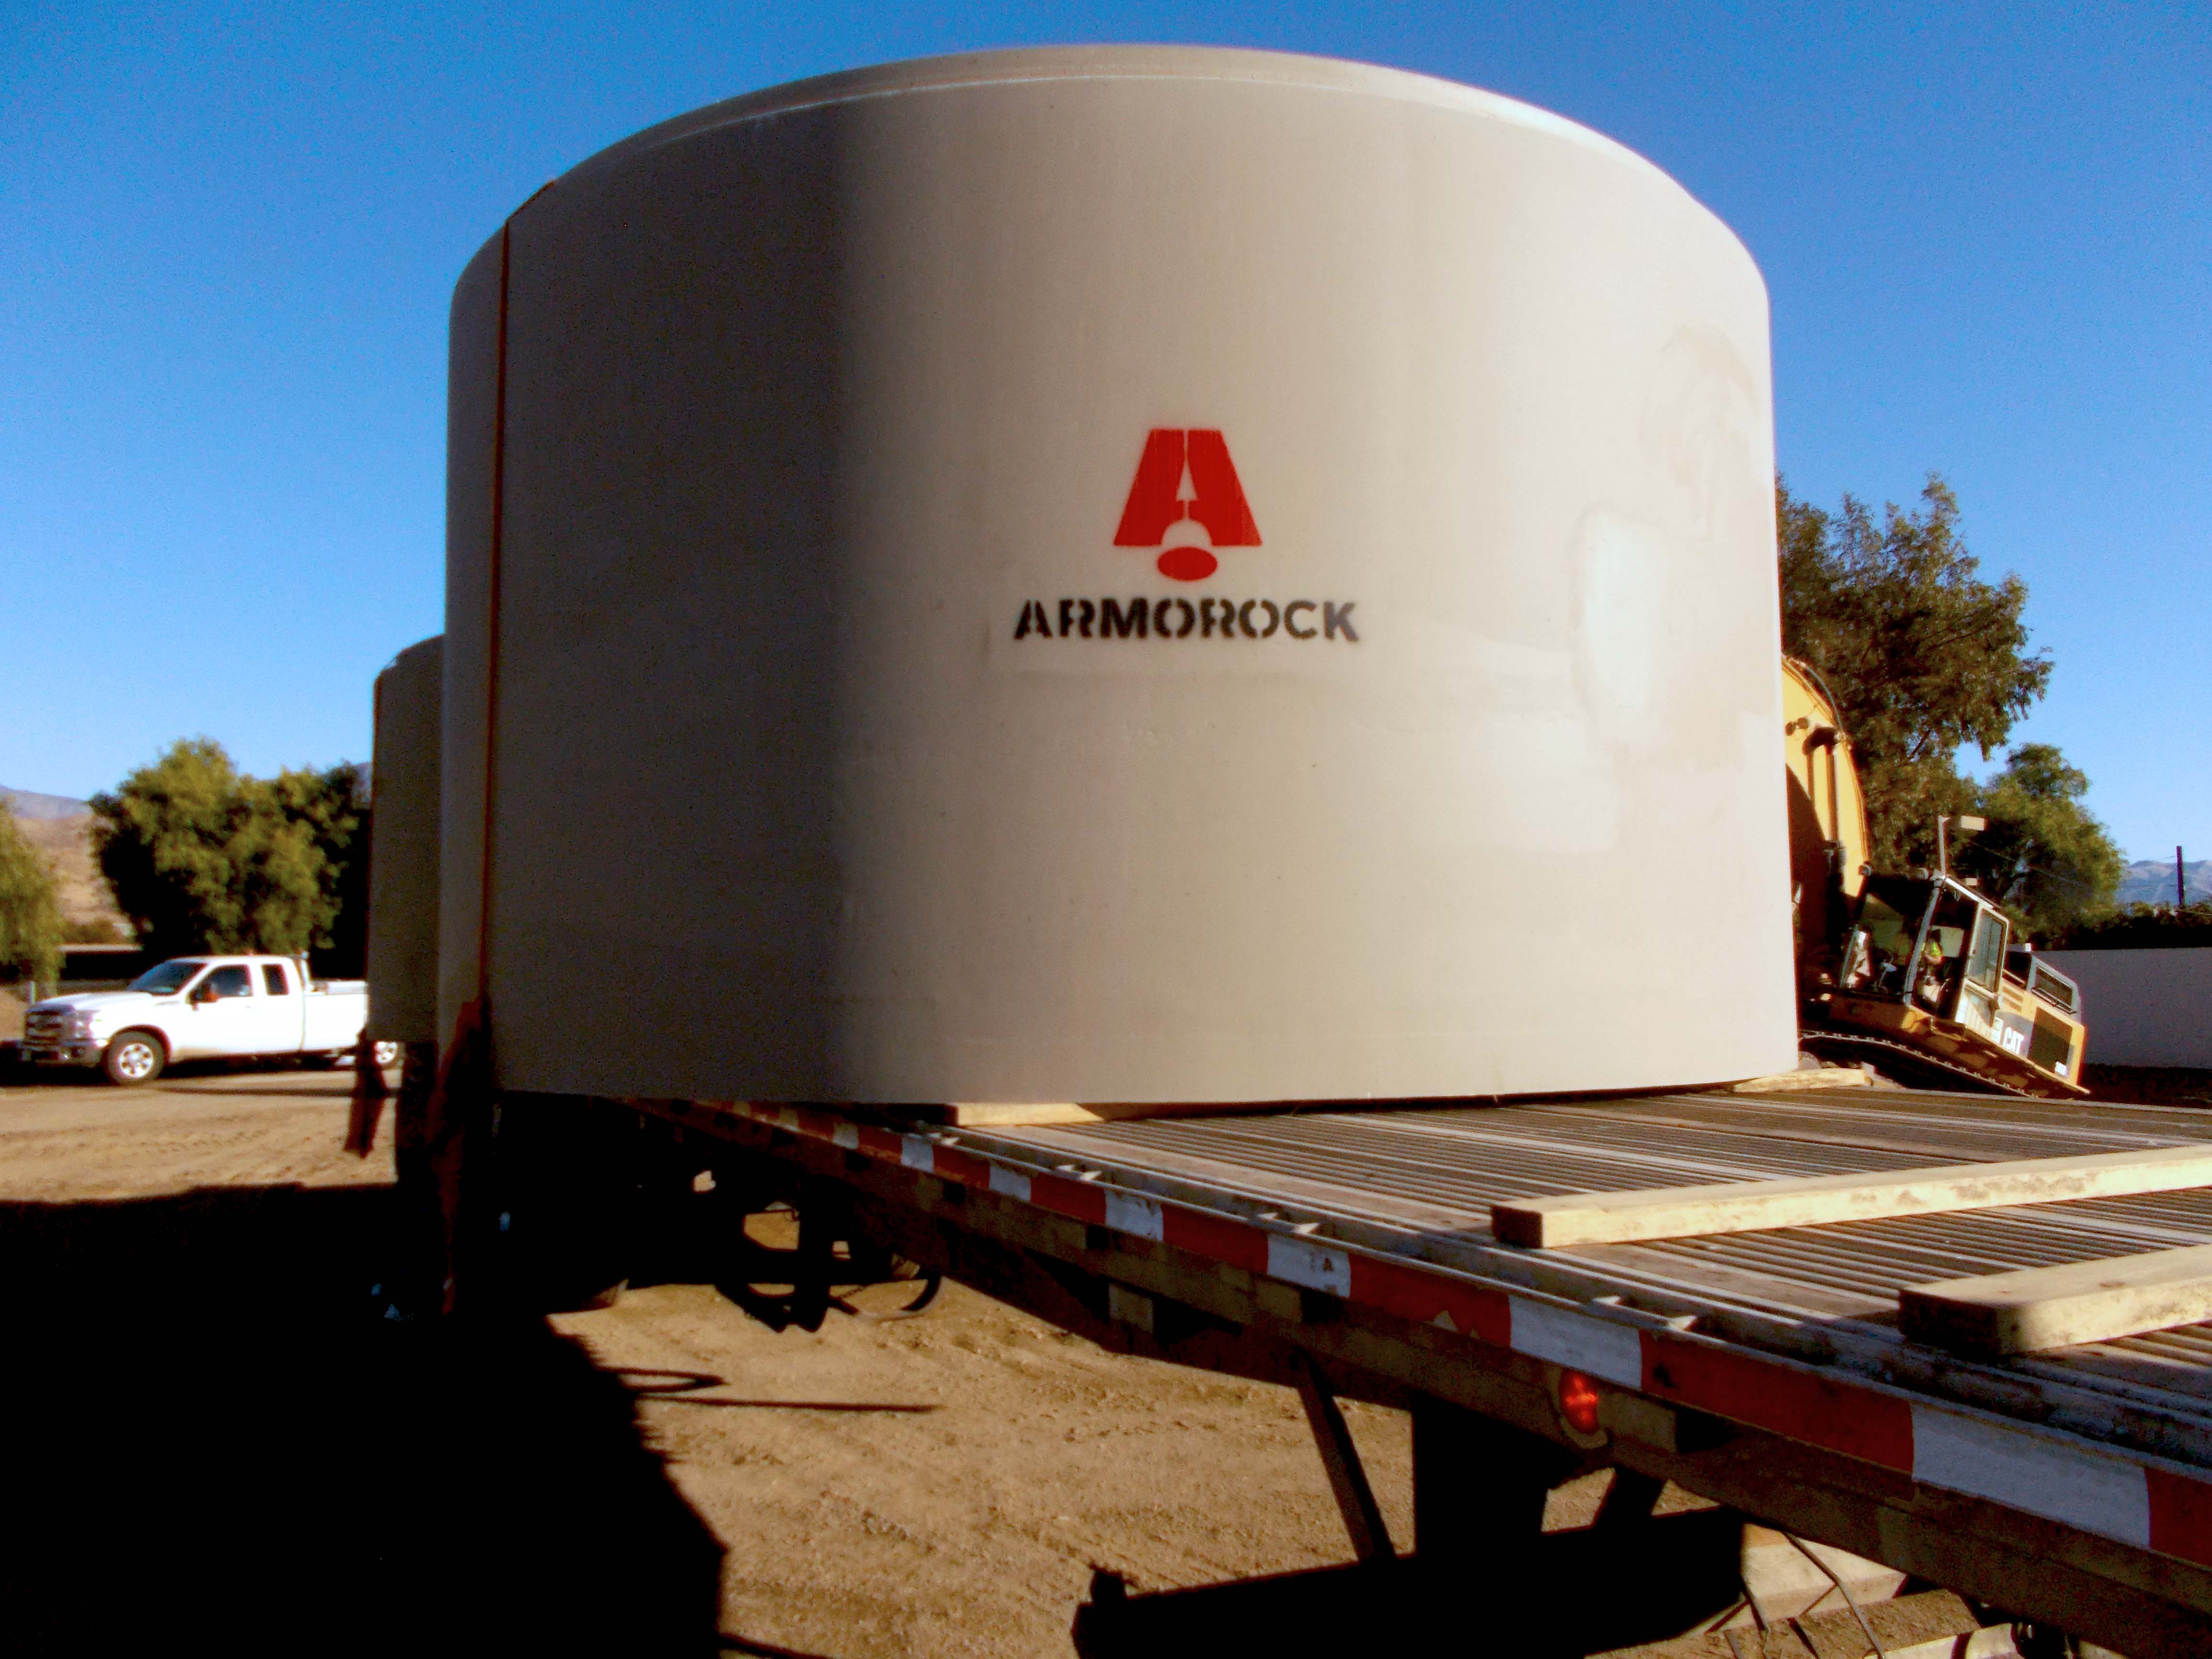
[{"xmin": 130, "ymin": 961, "xmax": 206, "ymax": 995}]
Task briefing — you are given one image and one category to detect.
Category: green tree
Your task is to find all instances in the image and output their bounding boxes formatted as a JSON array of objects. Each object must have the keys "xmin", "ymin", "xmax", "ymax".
[
  {"xmin": 91, "ymin": 739, "xmax": 243, "ymax": 958},
  {"xmin": 317, "ymin": 764, "xmax": 373, "ymax": 977},
  {"xmin": 0, "ymin": 811, "xmax": 64, "ymax": 984},
  {"xmin": 1950, "ymin": 744, "xmax": 2123, "ymax": 939},
  {"xmin": 91, "ymin": 741, "xmax": 368, "ymax": 960},
  {"xmin": 272, "ymin": 762, "xmax": 370, "ymax": 974},
  {"xmin": 2045, "ymin": 902, "xmax": 2212, "ymax": 950},
  {"xmin": 1779, "ymin": 474, "xmax": 2053, "ymax": 869}
]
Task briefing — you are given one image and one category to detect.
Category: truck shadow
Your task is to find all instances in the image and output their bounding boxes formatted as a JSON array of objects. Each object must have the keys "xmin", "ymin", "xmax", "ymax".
[
  {"xmin": 0, "ymin": 1181, "xmax": 727, "ymax": 1655},
  {"xmin": 1072, "ymin": 1508, "xmax": 1747, "ymax": 1656}
]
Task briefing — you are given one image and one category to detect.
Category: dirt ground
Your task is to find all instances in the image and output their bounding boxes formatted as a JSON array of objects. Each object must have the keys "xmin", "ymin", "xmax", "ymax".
[{"xmin": 0, "ymin": 1064, "xmax": 1765, "ymax": 1655}]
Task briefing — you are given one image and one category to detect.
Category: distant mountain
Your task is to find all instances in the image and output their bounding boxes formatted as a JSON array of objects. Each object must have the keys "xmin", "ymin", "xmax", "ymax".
[
  {"xmin": 1, "ymin": 788, "xmax": 128, "ymax": 937},
  {"xmin": 2, "ymin": 786, "xmax": 90, "ymax": 820},
  {"xmin": 2115, "ymin": 859, "xmax": 2212, "ymax": 907}
]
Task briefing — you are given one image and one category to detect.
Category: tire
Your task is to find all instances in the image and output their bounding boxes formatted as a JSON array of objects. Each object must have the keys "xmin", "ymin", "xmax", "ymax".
[
  {"xmin": 367, "ymin": 1040, "xmax": 400, "ymax": 1068},
  {"xmin": 103, "ymin": 1030, "xmax": 167, "ymax": 1086}
]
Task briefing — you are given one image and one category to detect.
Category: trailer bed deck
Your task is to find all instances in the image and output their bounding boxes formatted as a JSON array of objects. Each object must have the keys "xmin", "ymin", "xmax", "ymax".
[
  {"xmin": 651, "ymin": 1084, "xmax": 2212, "ymax": 1653},
  {"xmin": 1015, "ymin": 1088, "xmax": 2212, "ymax": 1416}
]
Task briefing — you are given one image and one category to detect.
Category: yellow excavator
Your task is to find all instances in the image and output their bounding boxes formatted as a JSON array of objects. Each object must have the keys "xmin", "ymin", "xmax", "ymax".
[{"xmin": 1783, "ymin": 658, "xmax": 2089, "ymax": 1097}]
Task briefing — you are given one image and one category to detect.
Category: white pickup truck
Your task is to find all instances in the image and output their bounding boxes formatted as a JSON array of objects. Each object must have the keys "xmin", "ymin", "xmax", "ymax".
[{"xmin": 21, "ymin": 955, "xmax": 397, "ymax": 1085}]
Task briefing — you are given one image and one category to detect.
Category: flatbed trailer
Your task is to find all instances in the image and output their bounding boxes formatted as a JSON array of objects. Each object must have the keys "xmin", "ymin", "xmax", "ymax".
[{"xmin": 570, "ymin": 1083, "xmax": 2212, "ymax": 1655}]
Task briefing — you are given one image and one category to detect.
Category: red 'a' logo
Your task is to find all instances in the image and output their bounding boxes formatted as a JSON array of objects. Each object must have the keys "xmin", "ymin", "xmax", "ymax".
[{"xmin": 1113, "ymin": 429, "xmax": 1261, "ymax": 582}]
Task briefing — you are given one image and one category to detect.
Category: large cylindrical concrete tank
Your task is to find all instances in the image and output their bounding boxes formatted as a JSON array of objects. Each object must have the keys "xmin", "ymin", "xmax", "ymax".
[
  {"xmin": 366, "ymin": 636, "xmax": 442, "ymax": 1044},
  {"xmin": 442, "ymin": 46, "xmax": 1794, "ymax": 1105}
]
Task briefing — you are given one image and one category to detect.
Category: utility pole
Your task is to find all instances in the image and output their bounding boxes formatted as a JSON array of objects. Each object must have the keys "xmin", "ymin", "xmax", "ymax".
[{"xmin": 2180, "ymin": 846, "xmax": 2188, "ymax": 911}]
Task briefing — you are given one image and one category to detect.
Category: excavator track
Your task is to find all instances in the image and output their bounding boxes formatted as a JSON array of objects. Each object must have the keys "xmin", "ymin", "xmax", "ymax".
[{"xmin": 1798, "ymin": 1028, "xmax": 2039, "ymax": 1099}]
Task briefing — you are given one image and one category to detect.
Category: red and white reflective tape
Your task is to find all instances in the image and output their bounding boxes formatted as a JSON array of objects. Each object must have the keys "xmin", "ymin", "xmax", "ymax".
[
  {"xmin": 1267, "ymin": 1233, "xmax": 1352, "ymax": 1298},
  {"xmin": 706, "ymin": 1099, "xmax": 2212, "ymax": 1570},
  {"xmin": 1510, "ymin": 1298, "xmax": 1645, "ymax": 1386}
]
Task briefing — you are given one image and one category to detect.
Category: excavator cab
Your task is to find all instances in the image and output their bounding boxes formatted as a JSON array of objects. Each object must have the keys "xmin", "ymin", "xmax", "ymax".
[
  {"xmin": 1827, "ymin": 873, "xmax": 2088, "ymax": 1096},
  {"xmin": 1842, "ymin": 877, "xmax": 2005, "ymax": 1024}
]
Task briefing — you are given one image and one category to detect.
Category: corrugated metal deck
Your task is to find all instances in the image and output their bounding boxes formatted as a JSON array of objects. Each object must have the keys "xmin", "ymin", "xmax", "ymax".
[{"xmin": 986, "ymin": 1087, "xmax": 2212, "ymax": 1437}]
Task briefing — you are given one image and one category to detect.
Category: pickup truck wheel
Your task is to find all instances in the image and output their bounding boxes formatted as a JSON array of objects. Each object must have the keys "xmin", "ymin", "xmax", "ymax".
[{"xmin": 103, "ymin": 1030, "xmax": 167, "ymax": 1086}]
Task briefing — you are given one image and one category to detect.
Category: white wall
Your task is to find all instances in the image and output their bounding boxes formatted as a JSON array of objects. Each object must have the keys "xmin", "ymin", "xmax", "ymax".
[{"xmin": 2041, "ymin": 949, "xmax": 2212, "ymax": 1069}]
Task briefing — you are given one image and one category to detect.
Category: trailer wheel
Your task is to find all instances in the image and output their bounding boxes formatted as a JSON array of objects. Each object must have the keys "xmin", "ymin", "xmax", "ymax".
[
  {"xmin": 367, "ymin": 1040, "xmax": 400, "ymax": 1068},
  {"xmin": 103, "ymin": 1030, "xmax": 167, "ymax": 1086}
]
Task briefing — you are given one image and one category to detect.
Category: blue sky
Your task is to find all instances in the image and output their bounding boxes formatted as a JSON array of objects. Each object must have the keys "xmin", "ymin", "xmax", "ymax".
[{"xmin": 4, "ymin": 2, "xmax": 2205, "ymax": 859}]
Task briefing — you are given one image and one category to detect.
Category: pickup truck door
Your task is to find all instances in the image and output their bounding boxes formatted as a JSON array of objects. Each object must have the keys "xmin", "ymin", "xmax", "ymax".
[
  {"xmin": 251, "ymin": 961, "xmax": 308, "ymax": 1054},
  {"xmin": 177, "ymin": 964, "xmax": 261, "ymax": 1057}
]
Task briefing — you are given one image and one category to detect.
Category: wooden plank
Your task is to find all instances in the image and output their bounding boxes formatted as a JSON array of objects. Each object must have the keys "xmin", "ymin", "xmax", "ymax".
[
  {"xmin": 930, "ymin": 1102, "xmax": 1102, "ymax": 1126},
  {"xmin": 1491, "ymin": 1143, "xmax": 2212, "ymax": 1249},
  {"xmin": 1725, "ymin": 1067, "xmax": 1874, "ymax": 1094},
  {"xmin": 1901, "ymin": 1244, "xmax": 2212, "ymax": 1357},
  {"xmin": 922, "ymin": 1098, "xmax": 1315, "ymax": 1128}
]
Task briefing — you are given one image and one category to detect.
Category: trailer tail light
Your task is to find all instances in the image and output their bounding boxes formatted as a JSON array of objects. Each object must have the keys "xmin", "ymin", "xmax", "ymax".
[{"xmin": 1557, "ymin": 1370, "xmax": 1601, "ymax": 1434}]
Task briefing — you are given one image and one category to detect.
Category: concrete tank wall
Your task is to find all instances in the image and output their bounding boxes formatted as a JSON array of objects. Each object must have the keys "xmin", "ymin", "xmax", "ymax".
[
  {"xmin": 443, "ymin": 46, "xmax": 1797, "ymax": 1103},
  {"xmin": 367, "ymin": 636, "xmax": 443, "ymax": 1043},
  {"xmin": 438, "ymin": 235, "xmax": 503, "ymax": 1040}
]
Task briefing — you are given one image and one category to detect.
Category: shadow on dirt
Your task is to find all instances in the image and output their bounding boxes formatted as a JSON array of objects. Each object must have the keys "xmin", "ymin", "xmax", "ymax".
[
  {"xmin": 2085, "ymin": 1063, "xmax": 2212, "ymax": 1108},
  {"xmin": 0, "ymin": 1181, "xmax": 726, "ymax": 1655},
  {"xmin": 1072, "ymin": 1508, "xmax": 1746, "ymax": 1657}
]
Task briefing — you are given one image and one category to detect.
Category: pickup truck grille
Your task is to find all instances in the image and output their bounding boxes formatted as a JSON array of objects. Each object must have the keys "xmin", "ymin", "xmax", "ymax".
[{"xmin": 23, "ymin": 1010, "xmax": 65, "ymax": 1046}]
